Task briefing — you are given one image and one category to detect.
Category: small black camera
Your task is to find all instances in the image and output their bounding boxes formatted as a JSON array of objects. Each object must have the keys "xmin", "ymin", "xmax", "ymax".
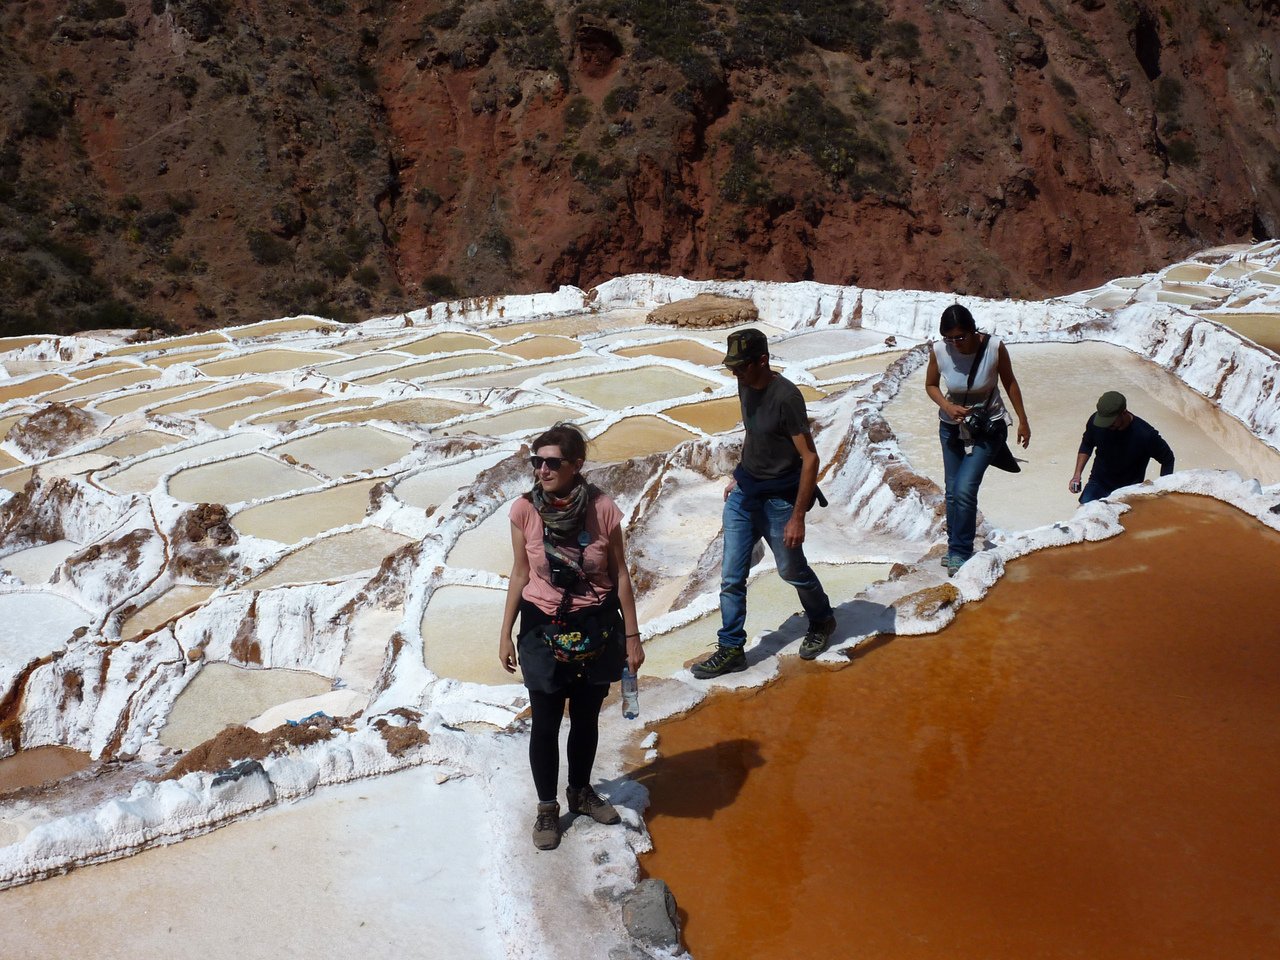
[{"xmin": 547, "ymin": 554, "xmax": 580, "ymax": 591}]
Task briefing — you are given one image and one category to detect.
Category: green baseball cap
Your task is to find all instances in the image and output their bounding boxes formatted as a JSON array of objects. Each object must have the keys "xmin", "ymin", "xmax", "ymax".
[
  {"xmin": 723, "ymin": 328, "xmax": 769, "ymax": 368},
  {"xmin": 1094, "ymin": 390, "xmax": 1127, "ymax": 427}
]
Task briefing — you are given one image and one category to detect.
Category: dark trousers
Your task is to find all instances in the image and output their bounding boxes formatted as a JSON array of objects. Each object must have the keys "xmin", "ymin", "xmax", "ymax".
[{"xmin": 528, "ymin": 682, "xmax": 609, "ymax": 803}]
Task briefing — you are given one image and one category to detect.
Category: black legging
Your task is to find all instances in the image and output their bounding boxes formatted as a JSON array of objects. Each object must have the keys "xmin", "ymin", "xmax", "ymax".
[{"xmin": 528, "ymin": 682, "xmax": 609, "ymax": 803}]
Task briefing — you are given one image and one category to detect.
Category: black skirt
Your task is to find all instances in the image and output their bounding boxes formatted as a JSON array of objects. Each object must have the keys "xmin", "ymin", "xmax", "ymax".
[{"xmin": 517, "ymin": 595, "xmax": 625, "ymax": 694}]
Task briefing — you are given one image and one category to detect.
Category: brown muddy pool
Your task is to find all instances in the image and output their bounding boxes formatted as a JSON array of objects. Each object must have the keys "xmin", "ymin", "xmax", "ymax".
[
  {"xmin": 639, "ymin": 494, "xmax": 1280, "ymax": 959},
  {"xmin": 0, "ymin": 746, "xmax": 91, "ymax": 795}
]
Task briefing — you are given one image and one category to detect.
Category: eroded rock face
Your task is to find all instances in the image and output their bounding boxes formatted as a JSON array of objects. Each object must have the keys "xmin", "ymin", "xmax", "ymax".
[
  {"xmin": 8, "ymin": 404, "xmax": 102, "ymax": 461},
  {"xmin": 646, "ymin": 294, "xmax": 760, "ymax": 329},
  {"xmin": 171, "ymin": 503, "xmax": 238, "ymax": 583}
]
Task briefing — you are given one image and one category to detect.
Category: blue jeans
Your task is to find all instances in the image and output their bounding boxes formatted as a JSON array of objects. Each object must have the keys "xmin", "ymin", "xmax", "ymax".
[
  {"xmin": 938, "ymin": 422, "xmax": 1002, "ymax": 561},
  {"xmin": 1079, "ymin": 478, "xmax": 1112, "ymax": 504},
  {"xmin": 718, "ymin": 486, "xmax": 833, "ymax": 649}
]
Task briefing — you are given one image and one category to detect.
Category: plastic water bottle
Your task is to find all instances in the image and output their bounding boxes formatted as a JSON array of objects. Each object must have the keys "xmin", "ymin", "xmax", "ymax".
[{"xmin": 621, "ymin": 667, "xmax": 640, "ymax": 719}]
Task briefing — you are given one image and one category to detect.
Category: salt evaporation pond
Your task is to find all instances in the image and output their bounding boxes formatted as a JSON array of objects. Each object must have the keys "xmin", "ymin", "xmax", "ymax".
[
  {"xmin": 228, "ymin": 317, "xmax": 338, "ymax": 339},
  {"xmin": 0, "ymin": 540, "xmax": 80, "ymax": 585},
  {"xmin": 198, "ymin": 349, "xmax": 342, "ymax": 377},
  {"xmin": 167, "ymin": 453, "xmax": 321, "ymax": 505},
  {"xmin": 445, "ymin": 506, "xmax": 516, "ymax": 576},
  {"xmin": 91, "ymin": 381, "xmax": 213, "ymax": 417},
  {"xmin": 421, "ymin": 584, "xmax": 514, "ymax": 686},
  {"xmin": 242, "ymin": 527, "xmax": 412, "ymax": 591},
  {"xmin": 0, "ymin": 766, "xmax": 505, "ymax": 960},
  {"xmin": 589, "ymin": 416, "xmax": 697, "ymax": 461},
  {"xmin": 811, "ymin": 350, "xmax": 907, "ymax": 382},
  {"xmin": 665, "ymin": 396, "xmax": 750, "ymax": 435},
  {"xmin": 551, "ymin": 366, "xmax": 720, "ymax": 409},
  {"xmin": 101, "ymin": 434, "xmax": 271, "ymax": 495},
  {"xmin": 0, "ymin": 746, "xmax": 92, "ymax": 796},
  {"xmin": 144, "ymin": 346, "xmax": 228, "ymax": 368},
  {"xmin": 498, "ymin": 335, "xmax": 582, "ymax": 359},
  {"xmin": 0, "ymin": 593, "xmax": 91, "ymax": 691},
  {"xmin": 430, "ymin": 353, "xmax": 605, "ymax": 389},
  {"xmin": 309, "ymin": 397, "xmax": 478, "ymax": 427},
  {"xmin": 231, "ymin": 479, "xmax": 380, "ymax": 544},
  {"xmin": 120, "ymin": 585, "xmax": 216, "ymax": 639},
  {"xmin": 271, "ymin": 425, "xmax": 415, "ymax": 478},
  {"xmin": 201, "ymin": 390, "xmax": 328, "ymax": 429},
  {"xmin": 886, "ymin": 342, "xmax": 1280, "ymax": 533},
  {"xmin": 430, "ymin": 403, "xmax": 583, "ymax": 439},
  {"xmin": 391, "ymin": 451, "xmax": 511, "ymax": 512},
  {"xmin": 1201, "ymin": 312, "xmax": 1280, "ymax": 352},
  {"xmin": 610, "ymin": 339, "xmax": 726, "ymax": 366},
  {"xmin": 159, "ymin": 662, "xmax": 333, "ymax": 750},
  {"xmin": 640, "ymin": 495, "xmax": 1280, "ymax": 959},
  {"xmin": 42, "ymin": 368, "xmax": 158, "ymax": 403},
  {"xmin": 109, "ymin": 331, "xmax": 228, "ymax": 356},
  {"xmin": 354, "ymin": 351, "xmax": 519, "ymax": 384},
  {"xmin": 0, "ymin": 375, "xmax": 70, "ymax": 403},
  {"xmin": 398, "ymin": 331, "xmax": 495, "ymax": 354},
  {"xmin": 92, "ymin": 430, "xmax": 181, "ymax": 460},
  {"xmin": 150, "ymin": 382, "xmax": 282, "ymax": 417}
]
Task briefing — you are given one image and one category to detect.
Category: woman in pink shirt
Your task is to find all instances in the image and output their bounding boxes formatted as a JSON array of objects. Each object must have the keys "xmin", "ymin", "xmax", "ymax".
[{"xmin": 498, "ymin": 423, "xmax": 643, "ymax": 851}]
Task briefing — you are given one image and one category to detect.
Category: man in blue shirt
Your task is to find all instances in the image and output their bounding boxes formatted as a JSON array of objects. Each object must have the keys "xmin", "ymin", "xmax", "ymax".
[{"xmin": 1070, "ymin": 391, "xmax": 1175, "ymax": 503}]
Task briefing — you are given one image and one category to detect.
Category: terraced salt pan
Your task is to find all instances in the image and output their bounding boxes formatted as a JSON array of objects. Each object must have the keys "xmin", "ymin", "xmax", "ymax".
[
  {"xmin": 143, "ymin": 346, "xmax": 229, "ymax": 369},
  {"xmin": 0, "ymin": 467, "xmax": 34, "ymax": 493},
  {"xmin": 887, "ymin": 342, "xmax": 1280, "ymax": 534},
  {"xmin": 242, "ymin": 526, "xmax": 413, "ymax": 591},
  {"xmin": 246, "ymin": 689, "xmax": 368, "ymax": 731},
  {"xmin": 168, "ymin": 453, "xmax": 322, "ymax": 505},
  {"xmin": 107, "ymin": 331, "xmax": 228, "ymax": 357},
  {"xmin": 0, "ymin": 375, "xmax": 70, "ymax": 403},
  {"xmin": 232, "ymin": 479, "xmax": 381, "ymax": 544},
  {"xmin": 769, "ymin": 329, "xmax": 900, "ymax": 362},
  {"xmin": 353, "ymin": 352, "xmax": 519, "ymax": 384},
  {"xmin": 0, "ymin": 540, "xmax": 80, "ymax": 584},
  {"xmin": 41, "ymin": 368, "xmax": 159, "ymax": 403},
  {"xmin": 201, "ymin": 390, "xmax": 329, "ymax": 430},
  {"xmin": 0, "ymin": 412, "xmax": 28, "ymax": 440},
  {"xmin": 150, "ymin": 382, "xmax": 282, "ymax": 417},
  {"xmin": 392, "ymin": 451, "xmax": 512, "ymax": 511},
  {"xmin": 226, "ymin": 316, "xmax": 339, "ymax": 339},
  {"xmin": 120, "ymin": 585, "xmax": 216, "ymax": 639},
  {"xmin": 589, "ymin": 321, "xmax": 789, "ymax": 351},
  {"xmin": 398, "ymin": 332, "xmax": 496, "ymax": 354},
  {"xmin": 430, "ymin": 403, "xmax": 583, "ymax": 439},
  {"xmin": 490, "ymin": 308, "xmax": 646, "ymax": 338},
  {"xmin": 665, "ymin": 397, "xmax": 747, "ymax": 435},
  {"xmin": 272, "ymin": 425, "xmax": 416, "ymax": 478},
  {"xmin": 610, "ymin": 340, "xmax": 725, "ymax": 366},
  {"xmin": 250, "ymin": 395, "xmax": 379, "ymax": 424},
  {"xmin": 590, "ymin": 416, "xmax": 697, "ymax": 462},
  {"xmin": 430, "ymin": 353, "xmax": 605, "ymax": 389},
  {"xmin": 421, "ymin": 584, "xmax": 513, "ymax": 685},
  {"xmin": 1200, "ymin": 312, "xmax": 1280, "ymax": 352},
  {"xmin": 498, "ymin": 335, "xmax": 583, "ymax": 359},
  {"xmin": 642, "ymin": 562, "xmax": 894, "ymax": 676},
  {"xmin": 309, "ymin": 397, "xmax": 479, "ymax": 427},
  {"xmin": 158, "ymin": 662, "xmax": 332, "ymax": 750},
  {"xmin": 811, "ymin": 351, "xmax": 906, "ymax": 382},
  {"xmin": 198, "ymin": 349, "xmax": 344, "ymax": 377},
  {"xmin": 0, "ymin": 592, "xmax": 91, "ymax": 693},
  {"xmin": 101, "ymin": 433, "xmax": 271, "ymax": 495},
  {"xmin": 331, "ymin": 333, "xmax": 417, "ymax": 355},
  {"xmin": 1210, "ymin": 261, "xmax": 1263, "ymax": 281},
  {"xmin": 446, "ymin": 504, "xmax": 517, "ymax": 576},
  {"xmin": 552, "ymin": 366, "xmax": 720, "ymax": 410},
  {"xmin": 0, "ymin": 746, "xmax": 91, "ymax": 795},
  {"xmin": 1083, "ymin": 289, "xmax": 1136, "ymax": 310},
  {"xmin": 1163, "ymin": 263, "xmax": 1216, "ymax": 282},
  {"xmin": 311, "ymin": 353, "xmax": 408, "ymax": 379},
  {"xmin": 0, "ymin": 449, "xmax": 21, "ymax": 471},
  {"xmin": 93, "ymin": 430, "xmax": 182, "ymax": 460},
  {"xmin": 66, "ymin": 361, "xmax": 143, "ymax": 381},
  {"xmin": 91, "ymin": 381, "xmax": 214, "ymax": 417},
  {"xmin": 0, "ymin": 767, "xmax": 506, "ymax": 960}
]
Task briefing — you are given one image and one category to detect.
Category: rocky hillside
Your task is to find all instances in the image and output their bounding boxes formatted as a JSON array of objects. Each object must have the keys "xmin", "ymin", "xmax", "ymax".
[{"xmin": 1, "ymin": 0, "xmax": 1277, "ymax": 336}]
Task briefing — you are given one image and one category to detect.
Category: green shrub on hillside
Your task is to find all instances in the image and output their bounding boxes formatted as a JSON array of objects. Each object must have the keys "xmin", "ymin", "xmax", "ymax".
[
  {"xmin": 480, "ymin": 0, "xmax": 564, "ymax": 72},
  {"xmin": 247, "ymin": 230, "xmax": 292, "ymax": 265}
]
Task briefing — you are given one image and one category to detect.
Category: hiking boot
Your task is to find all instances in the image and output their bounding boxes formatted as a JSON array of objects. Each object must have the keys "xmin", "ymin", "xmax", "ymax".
[
  {"xmin": 532, "ymin": 801, "xmax": 561, "ymax": 850},
  {"xmin": 567, "ymin": 785, "xmax": 620, "ymax": 825},
  {"xmin": 946, "ymin": 554, "xmax": 967, "ymax": 577},
  {"xmin": 798, "ymin": 615, "xmax": 837, "ymax": 661},
  {"xmin": 689, "ymin": 645, "xmax": 747, "ymax": 679}
]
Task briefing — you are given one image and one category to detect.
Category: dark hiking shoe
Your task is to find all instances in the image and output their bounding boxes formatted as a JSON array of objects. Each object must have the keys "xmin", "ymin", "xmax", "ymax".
[
  {"xmin": 947, "ymin": 555, "xmax": 967, "ymax": 577},
  {"xmin": 690, "ymin": 645, "xmax": 747, "ymax": 679},
  {"xmin": 567, "ymin": 785, "xmax": 620, "ymax": 825},
  {"xmin": 533, "ymin": 801, "xmax": 561, "ymax": 850},
  {"xmin": 798, "ymin": 615, "xmax": 837, "ymax": 661}
]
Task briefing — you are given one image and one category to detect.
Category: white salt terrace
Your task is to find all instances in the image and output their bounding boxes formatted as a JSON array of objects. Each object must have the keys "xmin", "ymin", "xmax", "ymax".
[{"xmin": 4, "ymin": 249, "xmax": 1280, "ymax": 954}]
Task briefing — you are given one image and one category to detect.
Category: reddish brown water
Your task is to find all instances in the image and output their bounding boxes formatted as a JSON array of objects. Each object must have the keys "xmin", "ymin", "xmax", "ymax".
[
  {"xmin": 640, "ymin": 495, "xmax": 1280, "ymax": 959},
  {"xmin": 0, "ymin": 746, "xmax": 91, "ymax": 794}
]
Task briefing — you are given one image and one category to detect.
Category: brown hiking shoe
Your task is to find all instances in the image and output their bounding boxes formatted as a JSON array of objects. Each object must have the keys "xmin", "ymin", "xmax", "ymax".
[
  {"xmin": 566, "ymin": 785, "xmax": 620, "ymax": 825},
  {"xmin": 533, "ymin": 801, "xmax": 561, "ymax": 850}
]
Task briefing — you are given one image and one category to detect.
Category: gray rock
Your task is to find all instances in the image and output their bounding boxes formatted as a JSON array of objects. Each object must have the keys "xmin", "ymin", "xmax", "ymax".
[{"xmin": 621, "ymin": 878, "xmax": 680, "ymax": 948}]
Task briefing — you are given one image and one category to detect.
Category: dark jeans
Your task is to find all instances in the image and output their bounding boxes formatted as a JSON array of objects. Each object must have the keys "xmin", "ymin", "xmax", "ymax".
[
  {"xmin": 938, "ymin": 421, "xmax": 1003, "ymax": 561},
  {"xmin": 528, "ymin": 682, "xmax": 609, "ymax": 803},
  {"xmin": 1079, "ymin": 478, "xmax": 1113, "ymax": 504}
]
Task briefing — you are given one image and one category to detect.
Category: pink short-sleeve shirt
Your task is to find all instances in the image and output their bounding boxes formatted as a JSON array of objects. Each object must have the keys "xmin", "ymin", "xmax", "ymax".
[{"xmin": 510, "ymin": 492, "xmax": 623, "ymax": 615}]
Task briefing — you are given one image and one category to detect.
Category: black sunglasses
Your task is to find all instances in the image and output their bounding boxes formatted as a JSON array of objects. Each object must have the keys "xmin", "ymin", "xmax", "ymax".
[
  {"xmin": 941, "ymin": 333, "xmax": 969, "ymax": 343},
  {"xmin": 529, "ymin": 455, "xmax": 569, "ymax": 470}
]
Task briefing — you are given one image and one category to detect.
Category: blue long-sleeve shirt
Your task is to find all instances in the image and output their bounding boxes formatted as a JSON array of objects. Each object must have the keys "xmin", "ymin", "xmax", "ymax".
[{"xmin": 1079, "ymin": 415, "xmax": 1175, "ymax": 492}]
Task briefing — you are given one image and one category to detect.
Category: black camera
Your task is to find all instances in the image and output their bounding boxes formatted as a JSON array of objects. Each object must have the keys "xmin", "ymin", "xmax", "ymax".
[
  {"xmin": 963, "ymin": 404, "xmax": 993, "ymax": 440},
  {"xmin": 547, "ymin": 554, "xmax": 581, "ymax": 591}
]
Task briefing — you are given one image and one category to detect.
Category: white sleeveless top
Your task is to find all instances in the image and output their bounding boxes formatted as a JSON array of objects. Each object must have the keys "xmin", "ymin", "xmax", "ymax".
[{"xmin": 933, "ymin": 333, "xmax": 1010, "ymax": 425}]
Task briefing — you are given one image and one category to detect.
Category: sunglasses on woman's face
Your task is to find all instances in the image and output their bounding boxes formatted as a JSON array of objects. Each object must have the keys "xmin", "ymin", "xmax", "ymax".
[
  {"xmin": 941, "ymin": 333, "xmax": 969, "ymax": 343},
  {"xmin": 529, "ymin": 455, "xmax": 569, "ymax": 471}
]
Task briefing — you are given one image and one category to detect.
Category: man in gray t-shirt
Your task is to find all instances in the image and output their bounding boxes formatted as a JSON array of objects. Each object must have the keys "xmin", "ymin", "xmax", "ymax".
[{"xmin": 690, "ymin": 329, "xmax": 837, "ymax": 679}]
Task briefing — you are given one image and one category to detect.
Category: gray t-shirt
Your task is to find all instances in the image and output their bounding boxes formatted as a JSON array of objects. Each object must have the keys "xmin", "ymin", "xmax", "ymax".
[{"xmin": 739, "ymin": 374, "xmax": 809, "ymax": 480}]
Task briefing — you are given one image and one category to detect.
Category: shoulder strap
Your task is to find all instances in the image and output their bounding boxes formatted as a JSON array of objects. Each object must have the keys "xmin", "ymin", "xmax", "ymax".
[{"xmin": 965, "ymin": 333, "xmax": 990, "ymax": 392}]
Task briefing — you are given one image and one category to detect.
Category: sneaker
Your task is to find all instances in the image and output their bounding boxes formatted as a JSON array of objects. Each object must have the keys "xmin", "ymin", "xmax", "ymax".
[
  {"xmin": 532, "ymin": 801, "xmax": 561, "ymax": 850},
  {"xmin": 798, "ymin": 615, "xmax": 837, "ymax": 661},
  {"xmin": 689, "ymin": 645, "xmax": 747, "ymax": 679},
  {"xmin": 946, "ymin": 554, "xmax": 967, "ymax": 577},
  {"xmin": 567, "ymin": 785, "xmax": 620, "ymax": 825}
]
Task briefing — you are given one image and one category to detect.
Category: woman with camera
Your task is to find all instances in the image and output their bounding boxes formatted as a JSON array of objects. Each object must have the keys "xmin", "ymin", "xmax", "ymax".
[
  {"xmin": 924, "ymin": 304, "xmax": 1031, "ymax": 575},
  {"xmin": 497, "ymin": 422, "xmax": 644, "ymax": 851}
]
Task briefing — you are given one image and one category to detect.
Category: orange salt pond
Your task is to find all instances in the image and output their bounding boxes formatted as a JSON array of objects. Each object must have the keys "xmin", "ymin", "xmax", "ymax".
[
  {"xmin": 0, "ymin": 746, "xmax": 92, "ymax": 795},
  {"xmin": 611, "ymin": 340, "xmax": 726, "ymax": 366},
  {"xmin": 640, "ymin": 495, "xmax": 1280, "ymax": 959},
  {"xmin": 589, "ymin": 416, "xmax": 696, "ymax": 462}
]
